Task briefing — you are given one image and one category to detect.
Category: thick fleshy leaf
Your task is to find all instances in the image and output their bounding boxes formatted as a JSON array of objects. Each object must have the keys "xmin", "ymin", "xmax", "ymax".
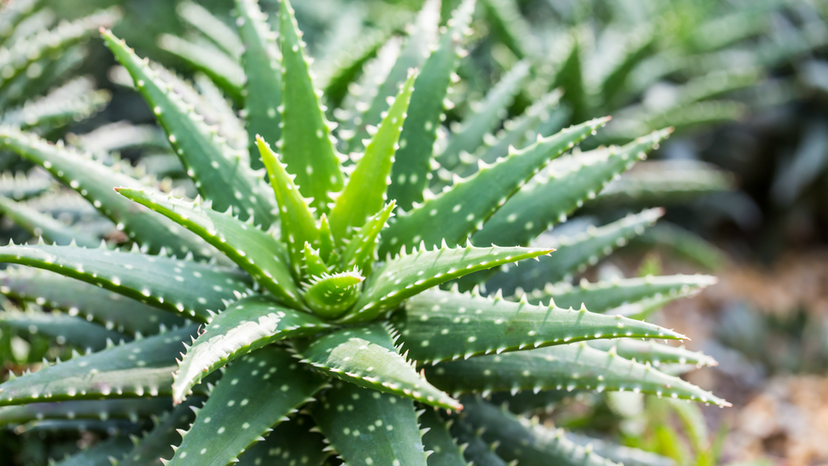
[
  {"xmin": 303, "ymin": 270, "xmax": 364, "ymax": 319},
  {"xmin": 482, "ymin": 0, "xmax": 537, "ymax": 58},
  {"xmin": 420, "ymin": 409, "xmax": 468, "ymax": 466},
  {"xmin": 234, "ymin": 0, "xmax": 281, "ymax": 170},
  {"xmin": 257, "ymin": 136, "xmax": 320, "ymax": 276},
  {"xmin": 461, "ymin": 398, "xmax": 617, "ymax": 466},
  {"xmin": 118, "ymin": 399, "xmax": 201, "ymax": 466},
  {"xmin": 277, "ymin": 0, "xmax": 344, "ymax": 213},
  {"xmin": 341, "ymin": 0, "xmax": 439, "ymax": 155},
  {"xmin": 0, "ymin": 327, "xmax": 202, "ymax": 406},
  {"xmin": 437, "ymin": 60, "xmax": 530, "ymax": 170},
  {"xmin": 294, "ymin": 323, "xmax": 461, "ymax": 410},
  {"xmin": 117, "ymin": 188, "xmax": 303, "ymax": 309},
  {"xmin": 340, "ymin": 202, "xmax": 396, "ymax": 277},
  {"xmin": 0, "ymin": 307, "xmax": 123, "ymax": 351},
  {"xmin": 0, "ymin": 171, "xmax": 53, "ymax": 201},
  {"xmin": 0, "ymin": 267, "xmax": 187, "ymax": 336},
  {"xmin": 0, "ymin": 0, "xmax": 39, "ymax": 46},
  {"xmin": 312, "ymin": 380, "xmax": 429, "ymax": 466},
  {"xmin": 0, "ymin": 195, "xmax": 99, "ymax": 247},
  {"xmin": 449, "ymin": 416, "xmax": 509, "ymax": 466},
  {"xmin": 383, "ymin": 118, "xmax": 609, "ymax": 254},
  {"xmin": 53, "ymin": 437, "xmax": 134, "ymax": 466},
  {"xmin": 474, "ymin": 128, "xmax": 671, "ymax": 248},
  {"xmin": 598, "ymin": 27, "xmax": 655, "ymax": 107},
  {"xmin": 387, "ymin": 0, "xmax": 476, "ymax": 211},
  {"xmin": 177, "ymin": 1, "xmax": 242, "ymax": 59},
  {"xmin": 0, "ymin": 8, "xmax": 120, "ymax": 91},
  {"xmin": 634, "ymin": 222, "xmax": 727, "ymax": 271},
  {"xmin": 237, "ymin": 415, "xmax": 329, "ymax": 466},
  {"xmin": 588, "ymin": 160, "xmax": 734, "ymax": 210},
  {"xmin": 157, "ymin": 34, "xmax": 244, "ymax": 103},
  {"xmin": 0, "ymin": 77, "xmax": 111, "ymax": 130},
  {"xmin": 343, "ymin": 244, "xmax": 553, "ymax": 324},
  {"xmin": 101, "ymin": 30, "xmax": 277, "ymax": 227},
  {"xmin": 552, "ymin": 35, "xmax": 588, "ymax": 123},
  {"xmin": 487, "ymin": 208, "xmax": 664, "ymax": 296},
  {"xmin": 0, "ymin": 127, "xmax": 215, "ymax": 259},
  {"xmin": 587, "ymin": 340, "xmax": 718, "ymax": 368},
  {"xmin": 522, "ymin": 274, "xmax": 718, "ymax": 311},
  {"xmin": 172, "ymin": 296, "xmax": 329, "ymax": 403},
  {"xmin": 330, "ymin": 71, "xmax": 416, "ymax": 240},
  {"xmin": 566, "ymin": 432, "xmax": 676, "ymax": 466},
  {"xmin": 425, "ymin": 342, "xmax": 727, "ymax": 405},
  {"xmin": 0, "ymin": 398, "xmax": 171, "ymax": 426},
  {"xmin": 319, "ymin": 27, "xmax": 394, "ymax": 111},
  {"xmin": 393, "ymin": 288, "xmax": 685, "ymax": 363},
  {"xmin": 0, "ymin": 243, "xmax": 252, "ymax": 323},
  {"xmin": 168, "ymin": 346, "xmax": 325, "ymax": 466}
]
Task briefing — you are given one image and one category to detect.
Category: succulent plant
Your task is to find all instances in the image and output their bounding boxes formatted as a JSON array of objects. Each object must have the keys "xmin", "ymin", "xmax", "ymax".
[{"xmin": 0, "ymin": 0, "xmax": 729, "ymax": 465}]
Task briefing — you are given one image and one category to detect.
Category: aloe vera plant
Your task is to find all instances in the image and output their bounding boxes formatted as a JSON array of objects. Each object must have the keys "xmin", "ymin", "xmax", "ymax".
[{"xmin": 0, "ymin": 1, "xmax": 728, "ymax": 464}]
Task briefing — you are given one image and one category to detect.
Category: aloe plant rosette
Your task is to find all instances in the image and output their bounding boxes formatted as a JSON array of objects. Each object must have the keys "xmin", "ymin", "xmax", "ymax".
[{"xmin": 0, "ymin": 1, "xmax": 727, "ymax": 464}]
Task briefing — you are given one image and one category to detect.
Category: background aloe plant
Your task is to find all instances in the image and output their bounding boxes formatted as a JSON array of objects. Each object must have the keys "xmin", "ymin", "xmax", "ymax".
[{"xmin": 0, "ymin": 0, "xmax": 825, "ymax": 465}]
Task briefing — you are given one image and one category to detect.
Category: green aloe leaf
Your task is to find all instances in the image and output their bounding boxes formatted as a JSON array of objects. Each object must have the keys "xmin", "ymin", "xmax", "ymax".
[
  {"xmin": 303, "ymin": 242, "xmax": 330, "ymax": 277},
  {"xmin": 0, "ymin": 398, "xmax": 171, "ymax": 426},
  {"xmin": 157, "ymin": 34, "xmax": 244, "ymax": 104},
  {"xmin": 303, "ymin": 270, "xmax": 365, "ymax": 319},
  {"xmin": 419, "ymin": 409, "xmax": 468, "ymax": 466},
  {"xmin": 177, "ymin": 1, "xmax": 242, "ymax": 59},
  {"xmin": 118, "ymin": 398, "xmax": 201, "ymax": 466},
  {"xmin": 587, "ymin": 160, "xmax": 734, "ymax": 210},
  {"xmin": 234, "ymin": 0, "xmax": 282, "ymax": 170},
  {"xmin": 172, "ymin": 296, "xmax": 329, "ymax": 403},
  {"xmin": 341, "ymin": 0, "xmax": 439, "ymax": 155},
  {"xmin": 566, "ymin": 431, "xmax": 676, "ymax": 466},
  {"xmin": 0, "ymin": 127, "xmax": 216, "ymax": 259},
  {"xmin": 393, "ymin": 288, "xmax": 684, "ymax": 363},
  {"xmin": 0, "ymin": 171, "xmax": 53, "ymax": 201},
  {"xmin": 460, "ymin": 398, "xmax": 616, "ymax": 466},
  {"xmin": 0, "ymin": 195, "xmax": 99, "ymax": 247},
  {"xmin": 598, "ymin": 27, "xmax": 655, "ymax": 107},
  {"xmin": 168, "ymin": 345, "xmax": 325, "ymax": 466},
  {"xmin": 387, "ymin": 0, "xmax": 476, "ymax": 211},
  {"xmin": 633, "ymin": 222, "xmax": 727, "ymax": 271},
  {"xmin": 0, "ymin": 77, "xmax": 111, "ymax": 130},
  {"xmin": 277, "ymin": 0, "xmax": 344, "ymax": 213},
  {"xmin": 552, "ymin": 35, "xmax": 588, "ymax": 123},
  {"xmin": 53, "ymin": 437, "xmax": 134, "ymax": 466},
  {"xmin": 320, "ymin": 27, "xmax": 394, "ymax": 111},
  {"xmin": 101, "ymin": 30, "xmax": 277, "ymax": 226},
  {"xmin": 0, "ymin": 267, "xmax": 186, "ymax": 336},
  {"xmin": 425, "ymin": 342, "xmax": 727, "ymax": 405},
  {"xmin": 340, "ymin": 202, "xmax": 396, "ymax": 277},
  {"xmin": 383, "ymin": 118, "xmax": 609, "ymax": 254},
  {"xmin": 237, "ymin": 415, "xmax": 329, "ymax": 466},
  {"xmin": 257, "ymin": 136, "xmax": 320, "ymax": 276},
  {"xmin": 330, "ymin": 71, "xmax": 416, "ymax": 240},
  {"xmin": 0, "ymin": 8, "xmax": 121, "ymax": 92},
  {"xmin": 437, "ymin": 60, "xmax": 530, "ymax": 170},
  {"xmin": 482, "ymin": 0, "xmax": 537, "ymax": 59},
  {"xmin": 0, "ymin": 307, "xmax": 123, "ymax": 352},
  {"xmin": 117, "ymin": 188, "xmax": 303, "ymax": 309},
  {"xmin": 488, "ymin": 208, "xmax": 664, "ymax": 296},
  {"xmin": 0, "ymin": 243, "xmax": 252, "ymax": 323},
  {"xmin": 474, "ymin": 128, "xmax": 671, "ymax": 248},
  {"xmin": 295, "ymin": 323, "xmax": 461, "ymax": 410},
  {"xmin": 343, "ymin": 244, "xmax": 552, "ymax": 324},
  {"xmin": 312, "ymin": 380, "xmax": 428, "ymax": 466},
  {"xmin": 0, "ymin": 327, "xmax": 203, "ymax": 406},
  {"xmin": 448, "ymin": 416, "xmax": 508, "ymax": 466},
  {"xmin": 523, "ymin": 274, "xmax": 718, "ymax": 311},
  {"xmin": 0, "ymin": 0, "xmax": 39, "ymax": 46},
  {"xmin": 586, "ymin": 340, "xmax": 718, "ymax": 368}
]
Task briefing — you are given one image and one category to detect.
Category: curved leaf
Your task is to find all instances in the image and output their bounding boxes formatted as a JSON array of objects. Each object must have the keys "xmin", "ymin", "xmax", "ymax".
[
  {"xmin": 0, "ymin": 307, "xmax": 123, "ymax": 351},
  {"xmin": 172, "ymin": 296, "xmax": 329, "ymax": 403},
  {"xmin": 118, "ymin": 398, "xmax": 201, "ymax": 466},
  {"xmin": 0, "ymin": 398, "xmax": 171, "ymax": 426},
  {"xmin": 116, "ymin": 188, "xmax": 302, "ymax": 309},
  {"xmin": 420, "ymin": 409, "xmax": 468, "ymax": 466},
  {"xmin": 312, "ymin": 380, "xmax": 429, "ymax": 466},
  {"xmin": 168, "ymin": 345, "xmax": 325, "ymax": 466},
  {"xmin": 303, "ymin": 270, "xmax": 364, "ymax": 319},
  {"xmin": 0, "ymin": 195, "xmax": 99, "ymax": 247},
  {"xmin": 0, "ymin": 243, "xmax": 252, "ymax": 323},
  {"xmin": 295, "ymin": 323, "xmax": 461, "ymax": 410},
  {"xmin": 101, "ymin": 30, "xmax": 277, "ymax": 226},
  {"xmin": 0, "ymin": 127, "xmax": 216, "ymax": 259},
  {"xmin": 344, "ymin": 244, "xmax": 552, "ymax": 324},
  {"xmin": 393, "ymin": 288, "xmax": 685, "ymax": 363},
  {"xmin": 340, "ymin": 202, "xmax": 396, "ymax": 277},
  {"xmin": 0, "ymin": 267, "xmax": 187, "ymax": 336},
  {"xmin": 237, "ymin": 415, "xmax": 329, "ymax": 466}
]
